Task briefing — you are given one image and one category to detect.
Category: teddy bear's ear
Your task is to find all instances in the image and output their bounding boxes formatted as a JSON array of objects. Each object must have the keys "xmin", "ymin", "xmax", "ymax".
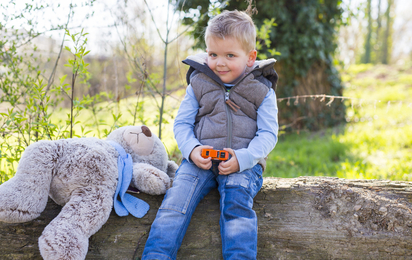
[{"xmin": 123, "ymin": 126, "xmax": 155, "ymax": 156}]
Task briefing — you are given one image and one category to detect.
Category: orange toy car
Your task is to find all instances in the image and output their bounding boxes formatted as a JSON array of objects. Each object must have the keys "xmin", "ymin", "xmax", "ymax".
[{"xmin": 201, "ymin": 149, "xmax": 229, "ymax": 161}]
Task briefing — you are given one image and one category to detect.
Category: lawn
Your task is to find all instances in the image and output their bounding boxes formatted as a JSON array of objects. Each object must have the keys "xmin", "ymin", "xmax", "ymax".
[
  {"xmin": 1, "ymin": 63, "xmax": 411, "ymax": 182},
  {"xmin": 264, "ymin": 63, "xmax": 412, "ymax": 181}
]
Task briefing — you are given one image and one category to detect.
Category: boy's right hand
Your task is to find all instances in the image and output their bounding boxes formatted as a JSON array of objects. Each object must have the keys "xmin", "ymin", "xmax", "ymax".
[{"xmin": 190, "ymin": 145, "xmax": 213, "ymax": 170}]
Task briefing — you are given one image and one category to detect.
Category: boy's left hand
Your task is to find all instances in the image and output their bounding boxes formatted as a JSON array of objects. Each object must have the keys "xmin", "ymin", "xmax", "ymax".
[{"xmin": 218, "ymin": 148, "xmax": 240, "ymax": 175}]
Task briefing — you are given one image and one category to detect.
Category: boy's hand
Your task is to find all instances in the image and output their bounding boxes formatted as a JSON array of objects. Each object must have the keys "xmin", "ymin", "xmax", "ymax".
[
  {"xmin": 218, "ymin": 148, "xmax": 240, "ymax": 175},
  {"xmin": 190, "ymin": 145, "xmax": 213, "ymax": 170}
]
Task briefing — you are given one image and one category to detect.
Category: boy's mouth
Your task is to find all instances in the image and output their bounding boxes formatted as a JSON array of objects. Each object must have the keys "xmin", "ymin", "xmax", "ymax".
[{"xmin": 217, "ymin": 70, "xmax": 229, "ymax": 75}]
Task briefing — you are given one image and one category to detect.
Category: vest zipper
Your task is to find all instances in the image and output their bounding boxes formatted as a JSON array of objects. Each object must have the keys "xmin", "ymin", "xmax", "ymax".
[
  {"xmin": 223, "ymin": 68, "xmax": 255, "ymax": 148},
  {"xmin": 224, "ymin": 91, "xmax": 233, "ymax": 148}
]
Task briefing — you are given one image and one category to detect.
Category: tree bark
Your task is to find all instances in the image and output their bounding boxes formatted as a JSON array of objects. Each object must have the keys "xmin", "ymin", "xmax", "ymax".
[
  {"xmin": 362, "ymin": 0, "xmax": 372, "ymax": 64},
  {"xmin": 381, "ymin": 0, "xmax": 394, "ymax": 64},
  {"xmin": 1, "ymin": 177, "xmax": 412, "ymax": 259}
]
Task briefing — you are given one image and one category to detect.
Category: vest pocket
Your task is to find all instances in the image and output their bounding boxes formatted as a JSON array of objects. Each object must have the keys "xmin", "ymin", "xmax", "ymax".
[{"xmin": 159, "ymin": 173, "xmax": 198, "ymax": 214}]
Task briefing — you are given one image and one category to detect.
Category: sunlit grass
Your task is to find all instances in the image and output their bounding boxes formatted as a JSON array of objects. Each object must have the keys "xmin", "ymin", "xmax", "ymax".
[
  {"xmin": 0, "ymin": 95, "xmax": 181, "ymax": 183},
  {"xmin": 265, "ymin": 129, "xmax": 348, "ymax": 178},
  {"xmin": 2, "ymin": 64, "xmax": 411, "ymax": 182},
  {"xmin": 48, "ymin": 95, "xmax": 180, "ymax": 151},
  {"xmin": 265, "ymin": 63, "xmax": 412, "ymax": 181}
]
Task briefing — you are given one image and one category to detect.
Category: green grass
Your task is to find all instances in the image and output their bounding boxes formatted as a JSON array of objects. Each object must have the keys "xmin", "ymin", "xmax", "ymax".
[
  {"xmin": 2, "ymin": 63, "xmax": 412, "ymax": 182},
  {"xmin": 0, "ymin": 95, "xmax": 181, "ymax": 183},
  {"xmin": 265, "ymin": 129, "xmax": 348, "ymax": 178},
  {"xmin": 264, "ymin": 64, "xmax": 412, "ymax": 181},
  {"xmin": 48, "ymin": 95, "xmax": 180, "ymax": 150}
]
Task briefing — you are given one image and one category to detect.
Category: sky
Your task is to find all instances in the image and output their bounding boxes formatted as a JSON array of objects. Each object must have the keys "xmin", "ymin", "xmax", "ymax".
[
  {"xmin": 3, "ymin": 0, "xmax": 182, "ymax": 54},
  {"xmin": 3, "ymin": 0, "xmax": 412, "ymax": 61}
]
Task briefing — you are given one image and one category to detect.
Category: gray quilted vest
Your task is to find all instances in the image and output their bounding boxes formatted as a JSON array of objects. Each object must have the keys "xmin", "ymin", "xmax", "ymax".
[{"xmin": 182, "ymin": 53, "xmax": 278, "ymax": 162}]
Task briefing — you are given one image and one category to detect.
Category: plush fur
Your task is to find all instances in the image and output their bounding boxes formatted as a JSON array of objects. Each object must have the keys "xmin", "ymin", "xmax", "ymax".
[{"xmin": 0, "ymin": 125, "xmax": 178, "ymax": 260}]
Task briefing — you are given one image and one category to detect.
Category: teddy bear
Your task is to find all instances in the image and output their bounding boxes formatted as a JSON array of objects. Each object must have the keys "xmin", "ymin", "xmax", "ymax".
[{"xmin": 0, "ymin": 125, "xmax": 178, "ymax": 260}]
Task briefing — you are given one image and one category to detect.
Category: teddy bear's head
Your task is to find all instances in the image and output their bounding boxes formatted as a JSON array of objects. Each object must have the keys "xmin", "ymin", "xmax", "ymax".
[
  {"xmin": 105, "ymin": 125, "xmax": 175, "ymax": 180},
  {"xmin": 106, "ymin": 125, "xmax": 155, "ymax": 156}
]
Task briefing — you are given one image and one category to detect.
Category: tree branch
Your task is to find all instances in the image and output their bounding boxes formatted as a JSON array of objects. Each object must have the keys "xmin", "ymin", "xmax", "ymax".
[
  {"xmin": 45, "ymin": 4, "xmax": 73, "ymax": 94},
  {"xmin": 143, "ymin": 0, "xmax": 166, "ymax": 44}
]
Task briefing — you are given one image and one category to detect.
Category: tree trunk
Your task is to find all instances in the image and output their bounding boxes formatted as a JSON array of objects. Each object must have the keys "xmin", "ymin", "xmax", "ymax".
[
  {"xmin": 362, "ymin": 0, "xmax": 372, "ymax": 64},
  {"xmin": 275, "ymin": 60, "xmax": 346, "ymax": 131},
  {"xmin": 381, "ymin": 0, "xmax": 394, "ymax": 64},
  {"xmin": 375, "ymin": 0, "xmax": 382, "ymax": 62},
  {"xmin": 1, "ymin": 177, "xmax": 412, "ymax": 259}
]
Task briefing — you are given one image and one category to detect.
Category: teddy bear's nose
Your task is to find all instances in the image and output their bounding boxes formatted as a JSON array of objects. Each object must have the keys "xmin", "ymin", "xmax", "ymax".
[{"xmin": 142, "ymin": 125, "xmax": 152, "ymax": 137}]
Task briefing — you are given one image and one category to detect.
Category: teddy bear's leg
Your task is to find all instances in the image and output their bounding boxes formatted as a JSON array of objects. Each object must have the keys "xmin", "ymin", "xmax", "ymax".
[
  {"xmin": 167, "ymin": 160, "xmax": 178, "ymax": 178},
  {"xmin": 39, "ymin": 185, "xmax": 113, "ymax": 260},
  {"xmin": 132, "ymin": 163, "xmax": 171, "ymax": 195},
  {"xmin": 0, "ymin": 141, "xmax": 55, "ymax": 223}
]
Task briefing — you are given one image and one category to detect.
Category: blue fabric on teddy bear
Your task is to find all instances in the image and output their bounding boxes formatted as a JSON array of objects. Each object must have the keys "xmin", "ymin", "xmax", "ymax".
[{"xmin": 108, "ymin": 141, "xmax": 150, "ymax": 218}]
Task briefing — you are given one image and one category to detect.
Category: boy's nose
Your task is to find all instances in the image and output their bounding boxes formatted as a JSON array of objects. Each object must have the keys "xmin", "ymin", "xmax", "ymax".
[{"xmin": 217, "ymin": 59, "xmax": 225, "ymax": 66}]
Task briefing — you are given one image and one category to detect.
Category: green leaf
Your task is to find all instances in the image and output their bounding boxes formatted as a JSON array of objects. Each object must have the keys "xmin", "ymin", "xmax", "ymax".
[{"xmin": 59, "ymin": 75, "xmax": 67, "ymax": 84}]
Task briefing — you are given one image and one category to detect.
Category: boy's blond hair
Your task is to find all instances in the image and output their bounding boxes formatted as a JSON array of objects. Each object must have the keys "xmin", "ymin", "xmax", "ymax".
[{"xmin": 205, "ymin": 10, "xmax": 256, "ymax": 53}]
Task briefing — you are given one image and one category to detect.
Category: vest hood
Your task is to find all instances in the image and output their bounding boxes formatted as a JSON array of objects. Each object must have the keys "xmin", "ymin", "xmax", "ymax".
[{"xmin": 182, "ymin": 53, "xmax": 279, "ymax": 91}]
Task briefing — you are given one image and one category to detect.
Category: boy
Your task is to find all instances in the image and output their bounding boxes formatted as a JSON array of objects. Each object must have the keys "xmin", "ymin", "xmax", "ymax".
[{"xmin": 142, "ymin": 10, "xmax": 278, "ymax": 260}]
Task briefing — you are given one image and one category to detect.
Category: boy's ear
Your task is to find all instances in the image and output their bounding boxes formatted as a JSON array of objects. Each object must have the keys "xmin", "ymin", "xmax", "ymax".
[{"xmin": 247, "ymin": 50, "xmax": 257, "ymax": 67}]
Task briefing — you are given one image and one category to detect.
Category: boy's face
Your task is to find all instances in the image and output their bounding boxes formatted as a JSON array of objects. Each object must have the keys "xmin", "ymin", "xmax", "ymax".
[{"xmin": 206, "ymin": 36, "xmax": 257, "ymax": 84}]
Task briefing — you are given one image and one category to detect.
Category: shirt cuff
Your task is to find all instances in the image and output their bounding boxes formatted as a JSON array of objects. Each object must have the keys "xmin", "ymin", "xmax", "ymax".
[
  {"xmin": 181, "ymin": 140, "xmax": 202, "ymax": 163},
  {"xmin": 234, "ymin": 149, "xmax": 254, "ymax": 172}
]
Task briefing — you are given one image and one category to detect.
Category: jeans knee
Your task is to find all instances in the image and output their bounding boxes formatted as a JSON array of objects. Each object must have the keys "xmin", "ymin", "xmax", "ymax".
[
  {"xmin": 219, "ymin": 164, "xmax": 263, "ymax": 198},
  {"xmin": 159, "ymin": 173, "xmax": 198, "ymax": 214},
  {"xmin": 222, "ymin": 197, "xmax": 255, "ymax": 219}
]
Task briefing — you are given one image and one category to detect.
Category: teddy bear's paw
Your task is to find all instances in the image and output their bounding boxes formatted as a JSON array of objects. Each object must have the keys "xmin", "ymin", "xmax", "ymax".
[
  {"xmin": 0, "ymin": 176, "xmax": 49, "ymax": 223},
  {"xmin": 132, "ymin": 163, "xmax": 171, "ymax": 195},
  {"xmin": 167, "ymin": 160, "xmax": 178, "ymax": 178},
  {"xmin": 39, "ymin": 226, "xmax": 88, "ymax": 260},
  {"xmin": 0, "ymin": 207, "xmax": 42, "ymax": 223}
]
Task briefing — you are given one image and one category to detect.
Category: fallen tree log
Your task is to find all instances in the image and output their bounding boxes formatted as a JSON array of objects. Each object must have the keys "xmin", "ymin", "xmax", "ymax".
[{"xmin": 1, "ymin": 177, "xmax": 412, "ymax": 259}]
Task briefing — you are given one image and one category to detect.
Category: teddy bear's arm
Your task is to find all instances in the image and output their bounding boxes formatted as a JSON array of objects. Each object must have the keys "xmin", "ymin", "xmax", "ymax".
[
  {"xmin": 131, "ymin": 163, "xmax": 172, "ymax": 195},
  {"xmin": 0, "ymin": 141, "xmax": 55, "ymax": 223}
]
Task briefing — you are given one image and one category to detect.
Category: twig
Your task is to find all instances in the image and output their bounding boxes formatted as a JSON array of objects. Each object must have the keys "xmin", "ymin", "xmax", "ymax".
[
  {"xmin": 142, "ymin": 0, "xmax": 166, "ymax": 44},
  {"xmin": 280, "ymin": 116, "xmax": 307, "ymax": 130},
  {"xmin": 277, "ymin": 94, "xmax": 412, "ymax": 108},
  {"xmin": 45, "ymin": 4, "xmax": 73, "ymax": 94},
  {"xmin": 111, "ymin": 18, "xmax": 162, "ymax": 100}
]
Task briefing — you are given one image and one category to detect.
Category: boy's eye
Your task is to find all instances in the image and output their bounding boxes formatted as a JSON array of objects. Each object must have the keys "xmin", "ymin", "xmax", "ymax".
[
  {"xmin": 210, "ymin": 53, "xmax": 217, "ymax": 57},
  {"xmin": 227, "ymin": 54, "xmax": 234, "ymax": 58}
]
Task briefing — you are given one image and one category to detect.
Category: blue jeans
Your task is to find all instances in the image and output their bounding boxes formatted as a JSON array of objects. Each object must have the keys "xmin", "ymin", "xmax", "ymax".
[{"xmin": 142, "ymin": 159, "xmax": 263, "ymax": 260}]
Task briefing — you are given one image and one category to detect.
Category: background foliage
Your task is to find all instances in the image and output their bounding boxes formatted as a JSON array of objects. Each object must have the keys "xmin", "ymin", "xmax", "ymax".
[
  {"xmin": 178, "ymin": 0, "xmax": 347, "ymax": 130},
  {"xmin": 0, "ymin": 0, "xmax": 411, "ymax": 183},
  {"xmin": 0, "ymin": 0, "xmax": 186, "ymax": 182},
  {"xmin": 265, "ymin": 62, "xmax": 412, "ymax": 181}
]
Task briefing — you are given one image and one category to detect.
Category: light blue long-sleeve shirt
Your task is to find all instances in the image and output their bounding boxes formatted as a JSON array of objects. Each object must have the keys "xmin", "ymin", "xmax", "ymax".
[{"xmin": 173, "ymin": 84, "xmax": 279, "ymax": 172}]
